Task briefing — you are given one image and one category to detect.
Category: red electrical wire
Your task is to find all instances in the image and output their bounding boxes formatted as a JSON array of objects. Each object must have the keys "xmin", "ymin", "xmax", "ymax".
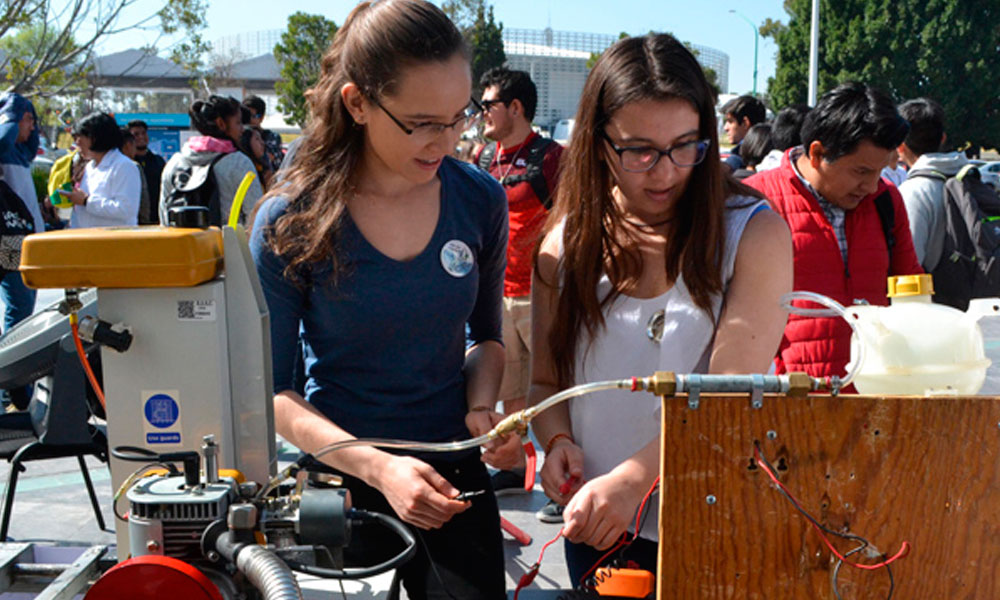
[
  {"xmin": 753, "ymin": 445, "xmax": 909, "ymax": 571},
  {"xmin": 514, "ymin": 476, "xmax": 661, "ymax": 598},
  {"xmin": 513, "ymin": 528, "xmax": 564, "ymax": 600},
  {"xmin": 577, "ymin": 476, "xmax": 661, "ymax": 587},
  {"xmin": 70, "ymin": 314, "xmax": 106, "ymax": 411}
]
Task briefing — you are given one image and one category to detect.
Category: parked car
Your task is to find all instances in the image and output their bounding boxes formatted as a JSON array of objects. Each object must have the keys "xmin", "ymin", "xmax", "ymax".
[{"xmin": 977, "ymin": 161, "xmax": 1000, "ymax": 191}]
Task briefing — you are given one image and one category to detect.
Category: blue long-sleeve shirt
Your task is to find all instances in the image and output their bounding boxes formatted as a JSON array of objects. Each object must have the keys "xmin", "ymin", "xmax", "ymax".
[
  {"xmin": 0, "ymin": 93, "xmax": 44, "ymax": 234},
  {"xmin": 250, "ymin": 157, "xmax": 508, "ymax": 444}
]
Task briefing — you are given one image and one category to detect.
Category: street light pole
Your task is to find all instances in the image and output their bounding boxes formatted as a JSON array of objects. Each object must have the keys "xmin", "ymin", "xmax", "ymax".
[
  {"xmin": 808, "ymin": 0, "xmax": 820, "ymax": 105},
  {"xmin": 729, "ymin": 9, "xmax": 759, "ymax": 96}
]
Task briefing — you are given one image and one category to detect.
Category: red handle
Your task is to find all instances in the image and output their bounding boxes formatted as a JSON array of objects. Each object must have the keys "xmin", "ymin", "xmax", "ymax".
[{"xmin": 522, "ymin": 437, "xmax": 537, "ymax": 491}]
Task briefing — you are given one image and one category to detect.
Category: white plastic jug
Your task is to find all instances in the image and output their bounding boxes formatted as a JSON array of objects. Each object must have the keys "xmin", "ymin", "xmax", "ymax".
[{"xmin": 845, "ymin": 274, "xmax": 1000, "ymax": 395}]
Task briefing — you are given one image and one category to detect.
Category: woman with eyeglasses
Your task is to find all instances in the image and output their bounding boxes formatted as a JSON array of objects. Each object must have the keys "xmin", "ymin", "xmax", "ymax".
[
  {"xmin": 529, "ymin": 34, "xmax": 793, "ymax": 582},
  {"xmin": 249, "ymin": 1, "xmax": 506, "ymax": 597}
]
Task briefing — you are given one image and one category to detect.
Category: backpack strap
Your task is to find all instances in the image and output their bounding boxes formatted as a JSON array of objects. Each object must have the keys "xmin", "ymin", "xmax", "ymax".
[
  {"xmin": 203, "ymin": 152, "xmax": 229, "ymax": 226},
  {"xmin": 497, "ymin": 136, "xmax": 559, "ymax": 209},
  {"xmin": 477, "ymin": 143, "xmax": 497, "ymax": 172},
  {"xmin": 873, "ymin": 190, "xmax": 895, "ymax": 272},
  {"xmin": 906, "ymin": 168, "xmax": 948, "ymax": 182},
  {"xmin": 955, "ymin": 163, "xmax": 982, "ymax": 182}
]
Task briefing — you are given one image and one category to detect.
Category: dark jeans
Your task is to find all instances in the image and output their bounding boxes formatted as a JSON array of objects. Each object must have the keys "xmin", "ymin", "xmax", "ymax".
[
  {"xmin": 1, "ymin": 271, "xmax": 35, "ymax": 409},
  {"xmin": 321, "ymin": 451, "xmax": 505, "ymax": 600},
  {"xmin": 1, "ymin": 271, "xmax": 35, "ymax": 333},
  {"xmin": 564, "ymin": 536, "xmax": 658, "ymax": 588}
]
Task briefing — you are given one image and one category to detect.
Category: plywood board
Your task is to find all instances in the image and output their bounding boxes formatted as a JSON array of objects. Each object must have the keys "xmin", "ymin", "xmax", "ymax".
[{"xmin": 657, "ymin": 395, "xmax": 1000, "ymax": 599}]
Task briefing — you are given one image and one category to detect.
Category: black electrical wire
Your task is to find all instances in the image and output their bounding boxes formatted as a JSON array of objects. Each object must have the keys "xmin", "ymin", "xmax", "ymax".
[
  {"xmin": 413, "ymin": 527, "xmax": 461, "ymax": 600},
  {"xmin": 577, "ymin": 483, "xmax": 660, "ymax": 593},
  {"xmin": 754, "ymin": 441, "xmax": 895, "ymax": 600},
  {"xmin": 282, "ymin": 509, "xmax": 417, "ymax": 580}
]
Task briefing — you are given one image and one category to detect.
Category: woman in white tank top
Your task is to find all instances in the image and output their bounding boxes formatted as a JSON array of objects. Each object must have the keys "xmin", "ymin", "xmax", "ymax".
[{"xmin": 528, "ymin": 34, "xmax": 793, "ymax": 584}]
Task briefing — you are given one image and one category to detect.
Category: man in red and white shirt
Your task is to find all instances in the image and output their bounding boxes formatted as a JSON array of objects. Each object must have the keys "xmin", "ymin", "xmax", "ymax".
[{"xmin": 476, "ymin": 68, "xmax": 563, "ymax": 516}]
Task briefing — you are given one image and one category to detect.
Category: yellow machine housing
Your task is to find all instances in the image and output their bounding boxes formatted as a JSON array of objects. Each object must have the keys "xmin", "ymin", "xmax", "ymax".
[{"xmin": 19, "ymin": 227, "xmax": 223, "ymax": 289}]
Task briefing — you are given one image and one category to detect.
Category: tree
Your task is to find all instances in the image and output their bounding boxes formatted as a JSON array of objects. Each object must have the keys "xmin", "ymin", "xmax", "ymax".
[
  {"xmin": 587, "ymin": 32, "xmax": 629, "ymax": 70},
  {"xmin": 205, "ymin": 47, "xmax": 248, "ymax": 90},
  {"xmin": 0, "ymin": 0, "xmax": 209, "ymax": 98},
  {"xmin": 467, "ymin": 3, "xmax": 505, "ymax": 91},
  {"xmin": 443, "ymin": 0, "xmax": 505, "ymax": 92},
  {"xmin": 763, "ymin": 0, "xmax": 1000, "ymax": 150},
  {"xmin": 273, "ymin": 12, "xmax": 338, "ymax": 128}
]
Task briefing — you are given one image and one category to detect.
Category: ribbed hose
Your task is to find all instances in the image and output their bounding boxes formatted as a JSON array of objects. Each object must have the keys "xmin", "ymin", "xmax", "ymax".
[{"xmin": 235, "ymin": 544, "xmax": 303, "ymax": 600}]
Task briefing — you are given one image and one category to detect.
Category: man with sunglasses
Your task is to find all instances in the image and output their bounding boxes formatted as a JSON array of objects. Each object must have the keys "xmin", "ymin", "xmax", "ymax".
[{"xmin": 474, "ymin": 67, "xmax": 564, "ymax": 521}]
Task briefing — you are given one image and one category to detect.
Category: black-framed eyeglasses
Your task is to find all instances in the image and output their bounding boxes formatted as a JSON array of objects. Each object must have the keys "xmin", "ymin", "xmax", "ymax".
[
  {"xmin": 600, "ymin": 130, "xmax": 710, "ymax": 172},
  {"xmin": 374, "ymin": 97, "xmax": 483, "ymax": 138},
  {"xmin": 480, "ymin": 98, "xmax": 506, "ymax": 111}
]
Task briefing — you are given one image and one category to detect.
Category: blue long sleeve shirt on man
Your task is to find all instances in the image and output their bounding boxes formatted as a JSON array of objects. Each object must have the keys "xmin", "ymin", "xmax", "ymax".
[{"xmin": 250, "ymin": 156, "xmax": 508, "ymax": 446}]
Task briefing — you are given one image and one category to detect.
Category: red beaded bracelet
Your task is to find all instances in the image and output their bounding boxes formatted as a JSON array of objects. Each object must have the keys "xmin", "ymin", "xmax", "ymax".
[{"xmin": 544, "ymin": 432, "xmax": 574, "ymax": 456}]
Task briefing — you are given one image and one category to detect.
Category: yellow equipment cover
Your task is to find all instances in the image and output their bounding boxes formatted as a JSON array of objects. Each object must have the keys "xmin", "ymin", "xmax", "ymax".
[{"xmin": 19, "ymin": 226, "xmax": 223, "ymax": 289}]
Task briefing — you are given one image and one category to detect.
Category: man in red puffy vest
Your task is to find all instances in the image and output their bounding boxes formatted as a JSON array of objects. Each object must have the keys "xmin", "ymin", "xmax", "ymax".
[{"xmin": 745, "ymin": 83, "xmax": 922, "ymax": 383}]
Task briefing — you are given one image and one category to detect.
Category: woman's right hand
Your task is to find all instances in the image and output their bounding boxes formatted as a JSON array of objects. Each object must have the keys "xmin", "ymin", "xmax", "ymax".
[
  {"xmin": 540, "ymin": 441, "xmax": 584, "ymax": 504},
  {"xmin": 370, "ymin": 454, "xmax": 469, "ymax": 530}
]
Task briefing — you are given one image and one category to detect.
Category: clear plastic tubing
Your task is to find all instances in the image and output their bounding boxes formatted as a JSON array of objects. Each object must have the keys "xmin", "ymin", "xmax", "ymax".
[
  {"xmin": 256, "ymin": 379, "xmax": 629, "ymax": 499},
  {"xmin": 779, "ymin": 291, "xmax": 865, "ymax": 389},
  {"xmin": 310, "ymin": 380, "xmax": 629, "ymax": 463}
]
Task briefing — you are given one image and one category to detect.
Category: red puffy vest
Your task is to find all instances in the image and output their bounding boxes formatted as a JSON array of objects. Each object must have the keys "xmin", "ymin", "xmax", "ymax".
[{"xmin": 745, "ymin": 150, "xmax": 923, "ymax": 380}]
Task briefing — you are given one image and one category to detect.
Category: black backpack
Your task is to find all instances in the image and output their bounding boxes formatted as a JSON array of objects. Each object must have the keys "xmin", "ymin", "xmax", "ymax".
[
  {"xmin": 477, "ymin": 136, "xmax": 559, "ymax": 209},
  {"xmin": 161, "ymin": 153, "xmax": 227, "ymax": 226},
  {"xmin": 0, "ymin": 179, "xmax": 35, "ymax": 273},
  {"xmin": 908, "ymin": 165, "xmax": 1000, "ymax": 310}
]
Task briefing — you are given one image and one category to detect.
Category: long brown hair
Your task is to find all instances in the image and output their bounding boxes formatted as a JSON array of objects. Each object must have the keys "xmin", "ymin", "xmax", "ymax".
[
  {"xmin": 261, "ymin": 0, "xmax": 467, "ymax": 283},
  {"xmin": 542, "ymin": 33, "xmax": 760, "ymax": 387}
]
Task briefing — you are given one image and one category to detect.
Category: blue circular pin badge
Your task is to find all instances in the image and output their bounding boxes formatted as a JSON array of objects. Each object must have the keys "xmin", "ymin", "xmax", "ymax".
[{"xmin": 440, "ymin": 239, "xmax": 474, "ymax": 277}]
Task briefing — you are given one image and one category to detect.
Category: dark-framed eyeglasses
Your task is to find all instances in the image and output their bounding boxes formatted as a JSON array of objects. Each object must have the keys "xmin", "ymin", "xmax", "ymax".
[
  {"xmin": 374, "ymin": 97, "xmax": 483, "ymax": 138},
  {"xmin": 600, "ymin": 130, "xmax": 710, "ymax": 172},
  {"xmin": 480, "ymin": 98, "xmax": 506, "ymax": 111}
]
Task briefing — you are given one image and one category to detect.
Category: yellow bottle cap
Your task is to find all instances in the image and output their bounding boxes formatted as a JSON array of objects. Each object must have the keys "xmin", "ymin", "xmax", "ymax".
[{"xmin": 887, "ymin": 274, "xmax": 934, "ymax": 298}]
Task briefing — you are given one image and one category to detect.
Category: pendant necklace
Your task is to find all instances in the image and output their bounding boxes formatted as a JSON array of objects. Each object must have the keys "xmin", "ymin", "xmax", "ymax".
[{"xmin": 494, "ymin": 142, "xmax": 527, "ymax": 185}]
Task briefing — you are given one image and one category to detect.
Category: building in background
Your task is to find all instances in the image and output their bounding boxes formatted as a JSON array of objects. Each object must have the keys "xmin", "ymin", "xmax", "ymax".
[
  {"xmin": 503, "ymin": 28, "xmax": 729, "ymax": 127},
  {"xmin": 85, "ymin": 27, "xmax": 728, "ymax": 150},
  {"xmin": 209, "ymin": 27, "xmax": 729, "ymax": 130},
  {"xmin": 212, "ymin": 30, "xmax": 284, "ymax": 62}
]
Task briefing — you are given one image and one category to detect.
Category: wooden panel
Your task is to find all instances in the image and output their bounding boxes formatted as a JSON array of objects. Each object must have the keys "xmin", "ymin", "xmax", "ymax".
[{"xmin": 657, "ymin": 395, "xmax": 1000, "ymax": 599}]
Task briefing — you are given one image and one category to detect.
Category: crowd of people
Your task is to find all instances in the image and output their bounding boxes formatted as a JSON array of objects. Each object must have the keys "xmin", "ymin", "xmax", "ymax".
[{"xmin": 0, "ymin": 0, "xmax": 994, "ymax": 595}]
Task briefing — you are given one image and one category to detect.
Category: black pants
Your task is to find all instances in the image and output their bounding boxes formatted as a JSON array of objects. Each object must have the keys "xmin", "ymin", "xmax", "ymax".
[{"xmin": 320, "ymin": 451, "xmax": 505, "ymax": 600}]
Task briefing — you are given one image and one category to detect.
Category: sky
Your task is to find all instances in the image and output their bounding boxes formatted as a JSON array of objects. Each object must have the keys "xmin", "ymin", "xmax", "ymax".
[{"xmin": 91, "ymin": 0, "xmax": 787, "ymax": 97}]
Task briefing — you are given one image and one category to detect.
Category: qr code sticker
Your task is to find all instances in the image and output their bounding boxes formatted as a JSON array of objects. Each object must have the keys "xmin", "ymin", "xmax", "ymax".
[
  {"xmin": 178, "ymin": 301, "xmax": 194, "ymax": 319},
  {"xmin": 177, "ymin": 300, "xmax": 216, "ymax": 321}
]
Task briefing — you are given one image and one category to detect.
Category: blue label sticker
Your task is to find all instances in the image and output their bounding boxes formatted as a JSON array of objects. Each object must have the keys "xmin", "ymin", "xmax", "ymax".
[
  {"xmin": 144, "ymin": 394, "xmax": 179, "ymax": 429},
  {"xmin": 147, "ymin": 432, "xmax": 181, "ymax": 444}
]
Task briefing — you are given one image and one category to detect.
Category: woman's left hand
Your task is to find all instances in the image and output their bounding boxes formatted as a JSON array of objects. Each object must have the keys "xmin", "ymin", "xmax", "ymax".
[
  {"xmin": 465, "ymin": 409, "xmax": 524, "ymax": 471},
  {"xmin": 561, "ymin": 471, "xmax": 646, "ymax": 550}
]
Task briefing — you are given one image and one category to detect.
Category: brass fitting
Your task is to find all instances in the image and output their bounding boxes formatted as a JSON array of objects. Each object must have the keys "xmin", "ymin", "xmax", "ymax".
[
  {"xmin": 646, "ymin": 371, "xmax": 677, "ymax": 397},
  {"xmin": 786, "ymin": 372, "xmax": 813, "ymax": 397},
  {"xmin": 490, "ymin": 411, "xmax": 529, "ymax": 438}
]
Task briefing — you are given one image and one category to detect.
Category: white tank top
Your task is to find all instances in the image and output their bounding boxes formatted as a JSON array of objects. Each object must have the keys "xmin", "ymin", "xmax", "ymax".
[{"xmin": 558, "ymin": 196, "xmax": 767, "ymax": 541}]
